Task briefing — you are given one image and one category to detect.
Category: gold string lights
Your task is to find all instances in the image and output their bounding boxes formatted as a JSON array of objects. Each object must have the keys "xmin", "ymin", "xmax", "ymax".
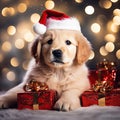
[
  {"xmin": 10, "ymin": 57, "xmax": 19, "ymax": 67},
  {"xmin": 91, "ymin": 23, "xmax": 101, "ymax": 33},
  {"xmin": 6, "ymin": 71, "xmax": 16, "ymax": 81},
  {"xmin": 99, "ymin": 46, "xmax": 108, "ymax": 56},
  {"xmin": 15, "ymin": 39, "xmax": 25, "ymax": 49},
  {"xmin": 1, "ymin": 41, "xmax": 12, "ymax": 52},
  {"xmin": 7, "ymin": 25, "xmax": 16, "ymax": 35},
  {"xmin": 116, "ymin": 50, "xmax": 120, "ymax": 59},
  {"xmin": 89, "ymin": 51, "xmax": 95, "ymax": 60},
  {"xmin": 85, "ymin": 5, "xmax": 95, "ymax": 15},
  {"xmin": 45, "ymin": 0, "xmax": 55, "ymax": 10},
  {"xmin": 17, "ymin": 3, "xmax": 27, "ymax": 13},
  {"xmin": 30, "ymin": 13, "xmax": 40, "ymax": 23},
  {"xmin": 1, "ymin": 7, "xmax": 15, "ymax": 17}
]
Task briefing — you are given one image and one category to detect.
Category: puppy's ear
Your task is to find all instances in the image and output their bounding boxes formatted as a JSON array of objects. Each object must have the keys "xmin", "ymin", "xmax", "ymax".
[
  {"xmin": 31, "ymin": 37, "xmax": 41, "ymax": 63},
  {"xmin": 76, "ymin": 33, "xmax": 92, "ymax": 64}
]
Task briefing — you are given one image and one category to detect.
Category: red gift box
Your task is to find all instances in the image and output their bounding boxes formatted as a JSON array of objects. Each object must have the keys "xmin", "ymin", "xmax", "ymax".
[
  {"xmin": 17, "ymin": 90, "xmax": 57, "ymax": 110},
  {"xmin": 81, "ymin": 89, "xmax": 120, "ymax": 107}
]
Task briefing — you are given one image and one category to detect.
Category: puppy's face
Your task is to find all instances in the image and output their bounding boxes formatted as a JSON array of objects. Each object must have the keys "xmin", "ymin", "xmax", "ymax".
[
  {"xmin": 42, "ymin": 30, "xmax": 77, "ymax": 68},
  {"xmin": 31, "ymin": 29, "xmax": 91, "ymax": 68}
]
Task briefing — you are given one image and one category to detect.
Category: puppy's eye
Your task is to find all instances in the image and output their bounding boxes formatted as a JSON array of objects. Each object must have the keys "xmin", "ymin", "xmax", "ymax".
[
  {"xmin": 65, "ymin": 40, "xmax": 71, "ymax": 45},
  {"xmin": 47, "ymin": 39, "xmax": 53, "ymax": 45}
]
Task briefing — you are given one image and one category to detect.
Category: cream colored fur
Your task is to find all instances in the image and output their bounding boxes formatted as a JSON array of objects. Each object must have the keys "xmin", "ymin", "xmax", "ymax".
[{"xmin": 0, "ymin": 29, "xmax": 91, "ymax": 111}]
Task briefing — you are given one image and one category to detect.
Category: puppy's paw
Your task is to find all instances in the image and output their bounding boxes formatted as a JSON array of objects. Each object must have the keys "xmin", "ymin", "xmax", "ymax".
[
  {"xmin": 0, "ymin": 96, "xmax": 9, "ymax": 109},
  {"xmin": 54, "ymin": 97, "xmax": 80, "ymax": 111}
]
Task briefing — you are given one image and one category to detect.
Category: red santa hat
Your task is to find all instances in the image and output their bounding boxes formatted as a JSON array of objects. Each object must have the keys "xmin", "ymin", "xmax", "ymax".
[{"xmin": 33, "ymin": 10, "xmax": 81, "ymax": 35}]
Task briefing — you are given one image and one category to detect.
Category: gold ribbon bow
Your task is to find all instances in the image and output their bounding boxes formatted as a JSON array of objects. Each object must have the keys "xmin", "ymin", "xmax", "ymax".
[{"xmin": 24, "ymin": 79, "xmax": 49, "ymax": 92}]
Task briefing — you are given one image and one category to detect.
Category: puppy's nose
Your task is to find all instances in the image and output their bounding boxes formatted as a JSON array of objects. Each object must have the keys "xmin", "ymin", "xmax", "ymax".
[{"xmin": 52, "ymin": 49, "xmax": 62, "ymax": 58}]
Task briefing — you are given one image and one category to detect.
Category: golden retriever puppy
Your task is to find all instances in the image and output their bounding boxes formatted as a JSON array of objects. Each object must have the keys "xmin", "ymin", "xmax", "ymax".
[{"xmin": 0, "ymin": 29, "xmax": 91, "ymax": 111}]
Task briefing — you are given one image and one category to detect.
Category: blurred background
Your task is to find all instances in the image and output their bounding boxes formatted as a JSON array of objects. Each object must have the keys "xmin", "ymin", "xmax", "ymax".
[{"xmin": 0, "ymin": 0, "xmax": 120, "ymax": 90}]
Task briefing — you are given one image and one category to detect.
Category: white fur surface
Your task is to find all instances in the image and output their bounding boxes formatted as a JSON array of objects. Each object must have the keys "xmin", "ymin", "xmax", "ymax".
[{"xmin": 0, "ymin": 106, "xmax": 120, "ymax": 120}]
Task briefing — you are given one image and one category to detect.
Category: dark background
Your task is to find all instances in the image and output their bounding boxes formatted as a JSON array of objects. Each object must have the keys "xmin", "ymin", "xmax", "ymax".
[{"xmin": 0, "ymin": 0, "xmax": 120, "ymax": 90}]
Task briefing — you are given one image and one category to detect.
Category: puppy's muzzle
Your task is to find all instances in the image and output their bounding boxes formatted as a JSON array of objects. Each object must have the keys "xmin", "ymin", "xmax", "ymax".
[
  {"xmin": 52, "ymin": 49, "xmax": 62, "ymax": 58},
  {"xmin": 52, "ymin": 49, "xmax": 64, "ymax": 63}
]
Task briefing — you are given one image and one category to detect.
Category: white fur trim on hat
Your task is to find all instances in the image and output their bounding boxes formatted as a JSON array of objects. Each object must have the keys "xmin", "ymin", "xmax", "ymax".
[
  {"xmin": 33, "ymin": 23, "xmax": 46, "ymax": 35},
  {"xmin": 46, "ymin": 17, "xmax": 81, "ymax": 32}
]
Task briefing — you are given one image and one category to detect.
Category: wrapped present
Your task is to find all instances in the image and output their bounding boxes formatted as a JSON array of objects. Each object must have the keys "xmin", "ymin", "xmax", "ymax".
[
  {"xmin": 81, "ymin": 60, "xmax": 120, "ymax": 107},
  {"xmin": 81, "ymin": 89, "xmax": 120, "ymax": 107},
  {"xmin": 89, "ymin": 59, "xmax": 117, "ymax": 88},
  {"xmin": 17, "ymin": 90, "xmax": 57, "ymax": 110},
  {"xmin": 17, "ymin": 80, "xmax": 57, "ymax": 110}
]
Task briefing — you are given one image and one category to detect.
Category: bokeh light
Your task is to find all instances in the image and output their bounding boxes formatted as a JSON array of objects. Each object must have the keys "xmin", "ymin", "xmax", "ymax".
[
  {"xmin": 17, "ymin": 3, "xmax": 27, "ymax": 13},
  {"xmin": 107, "ymin": 21, "xmax": 118, "ymax": 33},
  {"xmin": 0, "ymin": 54, "xmax": 4, "ymax": 63},
  {"xmin": 105, "ymin": 42, "xmax": 115, "ymax": 52},
  {"xmin": 10, "ymin": 57, "xmax": 19, "ymax": 67},
  {"xmin": 75, "ymin": 0, "xmax": 83, "ymax": 3},
  {"xmin": 99, "ymin": 46, "xmax": 108, "ymax": 56},
  {"xmin": 6, "ymin": 71, "xmax": 16, "ymax": 81},
  {"xmin": 1, "ymin": 7, "xmax": 15, "ymax": 17},
  {"xmin": 113, "ymin": 9, "xmax": 120, "ymax": 16},
  {"xmin": 113, "ymin": 16, "xmax": 120, "ymax": 25},
  {"xmin": 91, "ymin": 23, "xmax": 101, "ymax": 33},
  {"xmin": 2, "ymin": 41, "xmax": 12, "ymax": 52},
  {"xmin": 104, "ymin": 34, "xmax": 116, "ymax": 42},
  {"xmin": 7, "ymin": 25, "xmax": 16, "ymax": 35},
  {"xmin": 99, "ymin": 0, "xmax": 112, "ymax": 9},
  {"xmin": 110, "ymin": 0, "xmax": 119, "ymax": 3},
  {"xmin": 45, "ymin": 0, "xmax": 55, "ymax": 10},
  {"xmin": 22, "ymin": 61, "xmax": 29, "ymax": 70},
  {"xmin": 30, "ymin": 13, "xmax": 40, "ymax": 23},
  {"xmin": 116, "ymin": 49, "xmax": 120, "ymax": 59},
  {"xmin": 85, "ymin": 5, "xmax": 95, "ymax": 15},
  {"xmin": 15, "ymin": 39, "xmax": 25, "ymax": 49},
  {"xmin": 89, "ymin": 50, "xmax": 95, "ymax": 60}
]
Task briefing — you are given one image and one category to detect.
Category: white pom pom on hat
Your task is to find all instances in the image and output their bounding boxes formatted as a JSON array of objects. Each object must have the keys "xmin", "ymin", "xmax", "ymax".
[{"xmin": 33, "ymin": 10, "xmax": 81, "ymax": 35}]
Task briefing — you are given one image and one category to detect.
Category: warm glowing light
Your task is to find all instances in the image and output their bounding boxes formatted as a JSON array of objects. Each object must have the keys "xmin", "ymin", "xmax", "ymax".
[
  {"xmin": 104, "ymin": 34, "xmax": 116, "ymax": 42},
  {"xmin": 7, "ymin": 25, "xmax": 16, "ymax": 35},
  {"xmin": 15, "ymin": 39, "xmax": 25, "ymax": 49},
  {"xmin": 17, "ymin": 3, "xmax": 27, "ymax": 13},
  {"xmin": 10, "ymin": 57, "xmax": 19, "ymax": 67},
  {"xmin": 105, "ymin": 42, "xmax": 115, "ymax": 52},
  {"xmin": 110, "ymin": 0, "xmax": 119, "ymax": 3},
  {"xmin": 113, "ymin": 16, "xmax": 120, "ymax": 25},
  {"xmin": 30, "ymin": 13, "xmax": 40, "ymax": 23},
  {"xmin": 2, "ymin": 41, "xmax": 12, "ymax": 52},
  {"xmin": 99, "ymin": 0, "xmax": 112, "ymax": 9},
  {"xmin": 45, "ymin": 0, "xmax": 55, "ymax": 10},
  {"xmin": 75, "ymin": 0, "xmax": 83, "ymax": 3},
  {"xmin": 99, "ymin": 46, "xmax": 108, "ymax": 56},
  {"xmin": 6, "ymin": 71, "xmax": 16, "ymax": 81},
  {"xmin": 24, "ymin": 31, "xmax": 34, "ymax": 42},
  {"xmin": 1, "ymin": 7, "xmax": 15, "ymax": 17},
  {"xmin": 111, "ymin": 23, "xmax": 118, "ymax": 32},
  {"xmin": 107, "ymin": 21, "xmax": 118, "ymax": 33},
  {"xmin": 89, "ymin": 50, "xmax": 95, "ymax": 60},
  {"xmin": 116, "ymin": 49, "xmax": 120, "ymax": 59},
  {"xmin": 22, "ymin": 61, "xmax": 29, "ymax": 70},
  {"xmin": 91, "ymin": 23, "xmax": 101, "ymax": 33},
  {"xmin": 113, "ymin": 9, "xmax": 120, "ymax": 16},
  {"xmin": 85, "ymin": 5, "xmax": 95, "ymax": 15},
  {"xmin": 0, "ymin": 54, "xmax": 3, "ymax": 63}
]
